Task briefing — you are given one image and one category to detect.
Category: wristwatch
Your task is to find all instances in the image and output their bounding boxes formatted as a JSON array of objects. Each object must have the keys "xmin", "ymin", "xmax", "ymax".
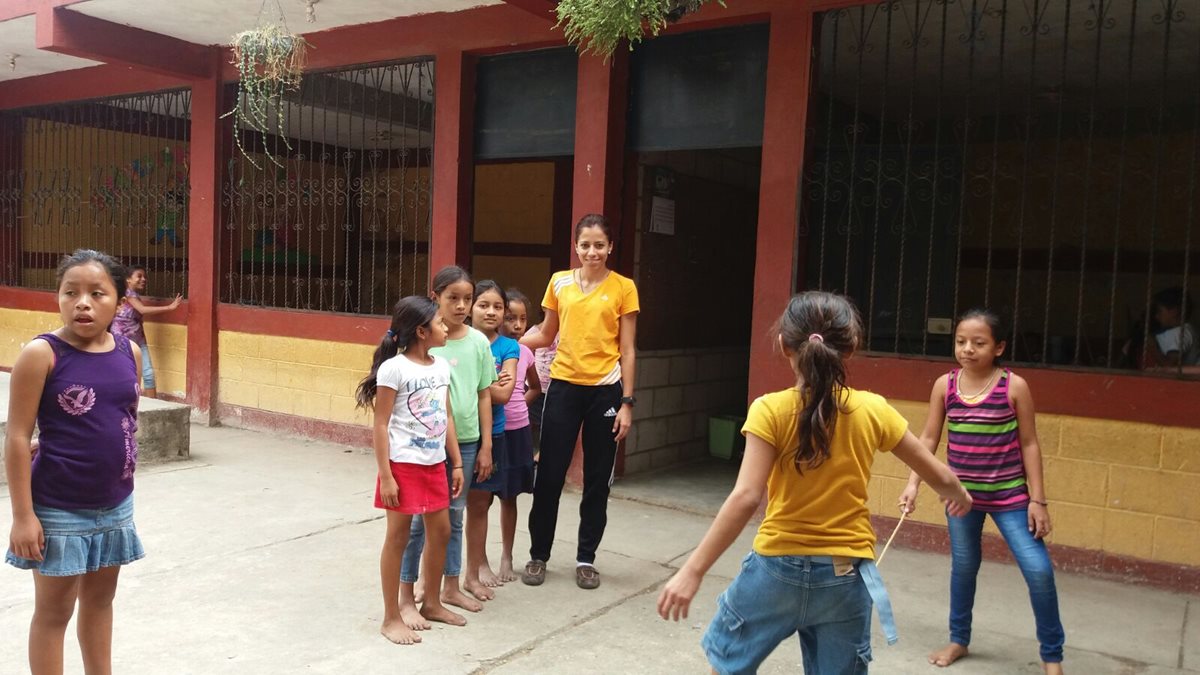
[{"xmin": 620, "ymin": 396, "xmax": 637, "ymax": 407}]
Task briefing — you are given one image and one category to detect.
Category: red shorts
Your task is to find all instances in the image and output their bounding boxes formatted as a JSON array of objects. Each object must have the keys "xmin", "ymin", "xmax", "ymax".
[{"xmin": 374, "ymin": 461, "xmax": 450, "ymax": 515}]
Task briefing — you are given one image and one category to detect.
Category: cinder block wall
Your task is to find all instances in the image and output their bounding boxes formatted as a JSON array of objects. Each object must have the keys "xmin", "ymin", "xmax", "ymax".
[
  {"xmin": 1, "ymin": 307, "xmax": 185, "ymax": 396},
  {"xmin": 869, "ymin": 400, "xmax": 1200, "ymax": 568},
  {"xmin": 622, "ymin": 347, "xmax": 749, "ymax": 475},
  {"xmin": 217, "ymin": 331, "xmax": 373, "ymax": 427}
]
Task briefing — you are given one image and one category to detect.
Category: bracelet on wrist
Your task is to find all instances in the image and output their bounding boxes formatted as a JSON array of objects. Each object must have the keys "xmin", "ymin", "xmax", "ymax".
[
  {"xmin": 452, "ymin": 465, "xmax": 463, "ymax": 469},
  {"xmin": 1031, "ymin": 499, "xmax": 1048, "ymax": 506}
]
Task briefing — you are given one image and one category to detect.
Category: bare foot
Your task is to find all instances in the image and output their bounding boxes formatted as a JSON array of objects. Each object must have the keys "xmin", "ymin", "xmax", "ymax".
[
  {"xmin": 381, "ymin": 618, "xmax": 422, "ymax": 645},
  {"xmin": 929, "ymin": 643, "xmax": 969, "ymax": 668},
  {"xmin": 441, "ymin": 587, "xmax": 483, "ymax": 613},
  {"xmin": 479, "ymin": 562, "xmax": 503, "ymax": 587},
  {"xmin": 413, "ymin": 579, "xmax": 424, "ymax": 604},
  {"xmin": 464, "ymin": 578, "xmax": 496, "ymax": 601},
  {"xmin": 400, "ymin": 602, "xmax": 430, "ymax": 631},
  {"xmin": 421, "ymin": 603, "xmax": 467, "ymax": 626},
  {"xmin": 498, "ymin": 557, "xmax": 517, "ymax": 583},
  {"xmin": 1043, "ymin": 663, "xmax": 1063, "ymax": 675}
]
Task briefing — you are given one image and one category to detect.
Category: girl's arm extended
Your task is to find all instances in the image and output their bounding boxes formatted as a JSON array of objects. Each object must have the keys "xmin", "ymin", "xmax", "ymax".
[
  {"xmin": 373, "ymin": 387, "xmax": 400, "ymax": 508},
  {"xmin": 520, "ymin": 309, "xmax": 559, "ymax": 350},
  {"xmin": 657, "ymin": 431, "xmax": 775, "ymax": 621},
  {"xmin": 613, "ymin": 312, "xmax": 637, "ymax": 441},
  {"xmin": 898, "ymin": 374, "xmax": 949, "ymax": 514},
  {"xmin": 6, "ymin": 341, "xmax": 54, "ymax": 562},
  {"xmin": 892, "ymin": 430, "xmax": 972, "ymax": 516},
  {"xmin": 475, "ymin": 387, "xmax": 494, "ymax": 480},
  {"xmin": 1010, "ymin": 374, "xmax": 1052, "ymax": 538},
  {"xmin": 489, "ymin": 358, "xmax": 518, "ymax": 405},
  {"xmin": 445, "ymin": 396, "xmax": 463, "ymax": 499},
  {"xmin": 523, "ymin": 365, "xmax": 542, "ymax": 406},
  {"xmin": 126, "ymin": 293, "xmax": 183, "ymax": 316}
]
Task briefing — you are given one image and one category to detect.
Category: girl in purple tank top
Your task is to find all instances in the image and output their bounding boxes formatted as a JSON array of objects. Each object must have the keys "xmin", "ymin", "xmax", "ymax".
[
  {"xmin": 5, "ymin": 249, "xmax": 146, "ymax": 674},
  {"xmin": 898, "ymin": 309, "xmax": 1065, "ymax": 675}
]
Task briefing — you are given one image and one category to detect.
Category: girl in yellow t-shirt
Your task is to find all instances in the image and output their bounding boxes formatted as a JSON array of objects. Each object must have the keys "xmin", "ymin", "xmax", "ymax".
[
  {"xmin": 519, "ymin": 214, "xmax": 639, "ymax": 591},
  {"xmin": 657, "ymin": 291, "xmax": 972, "ymax": 674}
]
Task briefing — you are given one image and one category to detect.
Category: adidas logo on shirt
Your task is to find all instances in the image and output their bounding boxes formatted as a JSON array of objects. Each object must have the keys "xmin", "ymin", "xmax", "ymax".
[{"xmin": 603, "ymin": 407, "xmax": 618, "ymax": 418}]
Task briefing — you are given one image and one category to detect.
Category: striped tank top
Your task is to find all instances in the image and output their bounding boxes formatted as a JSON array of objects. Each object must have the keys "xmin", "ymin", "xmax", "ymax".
[{"xmin": 945, "ymin": 368, "xmax": 1029, "ymax": 512}]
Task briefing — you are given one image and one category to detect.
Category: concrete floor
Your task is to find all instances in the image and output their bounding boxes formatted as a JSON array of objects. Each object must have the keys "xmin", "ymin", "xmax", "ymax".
[{"xmin": 0, "ymin": 425, "xmax": 1196, "ymax": 674}]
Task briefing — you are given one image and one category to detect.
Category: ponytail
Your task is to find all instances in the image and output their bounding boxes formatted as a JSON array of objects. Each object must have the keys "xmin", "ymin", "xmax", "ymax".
[
  {"xmin": 777, "ymin": 292, "xmax": 862, "ymax": 473},
  {"xmin": 355, "ymin": 296, "xmax": 439, "ymax": 409}
]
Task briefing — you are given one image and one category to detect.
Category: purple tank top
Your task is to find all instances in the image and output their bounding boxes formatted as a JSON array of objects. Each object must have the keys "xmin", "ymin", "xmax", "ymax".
[{"xmin": 31, "ymin": 333, "xmax": 140, "ymax": 510}]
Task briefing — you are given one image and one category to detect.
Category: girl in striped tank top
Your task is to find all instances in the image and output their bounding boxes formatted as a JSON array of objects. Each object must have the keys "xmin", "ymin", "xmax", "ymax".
[{"xmin": 898, "ymin": 309, "xmax": 1065, "ymax": 675}]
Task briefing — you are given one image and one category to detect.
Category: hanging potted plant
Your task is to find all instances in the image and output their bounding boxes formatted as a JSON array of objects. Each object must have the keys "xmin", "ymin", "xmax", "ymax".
[
  {"xmin": 223, "ymin": 23, "xmax": 311, "ymax": 169},
  {"xmin": 556, "ymin": 0, "xmax": 724, "ymax": 57}
]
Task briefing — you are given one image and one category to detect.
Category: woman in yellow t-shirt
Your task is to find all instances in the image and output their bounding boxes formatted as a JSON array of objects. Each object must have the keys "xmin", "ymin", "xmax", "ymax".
[
  {"xmin": 657, "ymin": 291, "xmax": 972, "ymax": 674},
  {"xmin": 519, "ymin": 214, "xmax": 639, "ymax": 591}
]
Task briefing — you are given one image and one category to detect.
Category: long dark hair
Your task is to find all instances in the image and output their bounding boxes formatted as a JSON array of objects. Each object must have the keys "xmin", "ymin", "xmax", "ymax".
[
  {"xmin": 56, "ymin": 249, "xmax": 126, "ymax": 297},
  {"xmin": 506, "ymin": 288, "xmax": 535, "ymax": 321},
  {"xmin": 355, "ymin": 296, "xmax": 439, "ymax": 409},
  {"xmin": 432, "ymin": 265, "xmax": 473, "ymax": 296},
  {"xmin": 468, "ymin": 280, "xmax": 507, "ymax": 327},
  {"xmin": 574, "ymin": 213, "xmax": 613, "ymax": 242},
  {"xmin": 778, "ymin": 291, "xmax": 862, "ymax": 473}
]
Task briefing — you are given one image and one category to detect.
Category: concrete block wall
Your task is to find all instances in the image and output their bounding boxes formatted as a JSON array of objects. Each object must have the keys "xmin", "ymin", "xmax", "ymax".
[
  {"xmin": 217, "ymin": 331, "xmax": 374, "ymax": 427},
  {"xmin": 869, "ymin": 399, "xmax": 1200, "ymax": 568},
  {"xmin": 623, "ymin": 347, "xmax": 750, "ymax": 476},
  {"xmin": 1, "ymin": 308, "xmax": 186, "ymax": 398}
]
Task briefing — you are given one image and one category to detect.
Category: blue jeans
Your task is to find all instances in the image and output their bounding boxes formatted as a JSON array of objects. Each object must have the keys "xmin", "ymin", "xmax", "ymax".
[
  {"xmin": 702, "ymin": 552, "xmax": 873, "ymax": 674},
  {"xmin": 947, "ymin": 507, "xmax": 1065, "ymax": 663},
  {"xmin": 400, "ymin": 441, "xmax": 477, "ymax": 582},
  {"xmin": 137, "ymin": 341, "xmax": 156, "ymax": 390}
]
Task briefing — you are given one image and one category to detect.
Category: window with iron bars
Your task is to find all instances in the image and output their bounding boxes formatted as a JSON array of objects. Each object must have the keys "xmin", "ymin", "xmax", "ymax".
[
  {"xmin": 220, "ymin": 58, "xmax": 434, "ymax": 315},
  {"xmin": 0, "ymin": 90, "xmax": 191, "ymax": 295},
  {"xmin": 801, "ymin": 0, "xmax": 1199, "ymax": 377}
]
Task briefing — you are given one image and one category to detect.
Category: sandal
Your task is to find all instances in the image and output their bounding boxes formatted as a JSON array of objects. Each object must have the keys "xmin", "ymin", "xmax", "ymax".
[
  {"xmin": 576, "ymin": 565, "xmax": 601, "ymax": 590},
  {"xmin": 522, "ymin": 559, "xmax": 546, "ymax": 586}
]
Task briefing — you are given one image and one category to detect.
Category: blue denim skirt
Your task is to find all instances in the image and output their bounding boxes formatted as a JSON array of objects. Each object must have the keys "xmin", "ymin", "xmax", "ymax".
[{"xmin": 5, "ymin": 494, "xmax": 145, "ymax": 576}]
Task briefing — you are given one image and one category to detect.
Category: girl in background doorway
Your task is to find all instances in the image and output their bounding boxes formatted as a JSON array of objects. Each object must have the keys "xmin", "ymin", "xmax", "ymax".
[
  {"xmin": 6, "ymin": 250, "xmax": 146, "ymax": 674},
  {"xmin": 520, "ymin": 214, "xmax": 639, "ymax": 591},
  {"xmin": 401, "ymin": 266, "xmax": 496, "ymax": 619},
  {"xmin": 355, "ymin": 296, "xmax": 463, "ymax": 644},
  {"xmin": 899, "ymin": 309, "xmax": 1065, "ymax": 674},
  {"xmin": 467, "ymin": 281, "xmax": 519, "ymax": 591}
]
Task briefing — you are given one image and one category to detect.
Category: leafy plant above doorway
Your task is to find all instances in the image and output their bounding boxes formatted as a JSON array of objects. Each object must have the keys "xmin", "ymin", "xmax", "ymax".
[
  {"xmin": 556, "ymin": 0, "xmax": 724, "ymax": 58},
  {"xmin": 223, "ymin": 7, "xmax": 311, "ymax": 169}
]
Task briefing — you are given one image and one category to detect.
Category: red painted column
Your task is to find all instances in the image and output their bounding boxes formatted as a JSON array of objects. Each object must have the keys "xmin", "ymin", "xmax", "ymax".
[
  {"xmin": 570, "ymin": 48, "xmax": 630, "ymax": 267},
  {"xmin": 566, "ymin": 48, "xmax": 631, "ymax": 483},
  {"xmin": 748, "ymin": 9, "xmax": 814, "ymax": 398},
  {"xmin": 430, "ymin": 50, "xmax": 476, "ymax": 276},
  {"xmin": 185, "ymin": 58, "xmax": 222, "ymax": 421}
]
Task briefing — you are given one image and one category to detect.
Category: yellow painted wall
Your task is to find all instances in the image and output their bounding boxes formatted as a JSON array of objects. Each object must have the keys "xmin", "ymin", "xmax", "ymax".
[
  {"xmin": 217, "ymin": 331, "xmax": 373, "ymax": 427},
  {"xmin": 473, "ymin": 162, "xmax": 554, "ymax": 244},
  {"xmin": 869, "ymin": 399, "xmax": 1200, "ymax": 568},
  {"xmin": 144, "ymin": 322, "xmax": 187, "ymax": 397},
  {"xmin": 0, "ymin": 307, "xmax": 186, "ymax": 396}
]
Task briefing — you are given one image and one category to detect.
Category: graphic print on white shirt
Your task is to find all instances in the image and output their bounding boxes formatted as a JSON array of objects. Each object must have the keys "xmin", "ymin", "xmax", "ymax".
[{"xmin": 376, "ymin": 354, "xmax": 452, "ymax": 465}]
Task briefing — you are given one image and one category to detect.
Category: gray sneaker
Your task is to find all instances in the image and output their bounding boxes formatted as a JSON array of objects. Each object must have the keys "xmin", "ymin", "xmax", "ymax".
[
  {"xmin": 522, "ymin": 559, "xmax": 546, "ymax": 586},
  {"xmin": 576, "ymin": 565, "xmax": 600, "ymax": 590}
]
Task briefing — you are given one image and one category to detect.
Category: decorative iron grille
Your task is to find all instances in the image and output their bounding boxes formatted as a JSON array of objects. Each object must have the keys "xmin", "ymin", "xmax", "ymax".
[
  {"xmin": 801, "ymin": 0, "xmax": 1199, "ymax": 375},
  {"xmin": 0, "ymin": 91, "xmax": 191, "ymax": 294},
  {"xmin": 220, "ymin": 59, "xmax": 434, "ymax": 315}
]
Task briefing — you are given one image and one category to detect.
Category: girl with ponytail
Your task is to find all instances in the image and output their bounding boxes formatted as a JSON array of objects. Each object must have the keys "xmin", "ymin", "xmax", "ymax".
[
  {"xmin": 355, "ymin": 296, "xmax": 465, "ymax": 644},
  {"xmin": 657, "ymin": 291, "xmax": 972, "ymax": 674}
]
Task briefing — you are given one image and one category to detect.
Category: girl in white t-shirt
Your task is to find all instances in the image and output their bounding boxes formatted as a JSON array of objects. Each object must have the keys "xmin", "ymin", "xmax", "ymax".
[{"xmin": 356, "ymin": 296, "xmax": 465, "ymax": 645}]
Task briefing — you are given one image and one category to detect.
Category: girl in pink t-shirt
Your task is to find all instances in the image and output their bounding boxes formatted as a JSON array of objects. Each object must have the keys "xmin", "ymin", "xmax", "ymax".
[{"xmin": 496, "ymin": 289, "xmax": 541, "ymax": 582}]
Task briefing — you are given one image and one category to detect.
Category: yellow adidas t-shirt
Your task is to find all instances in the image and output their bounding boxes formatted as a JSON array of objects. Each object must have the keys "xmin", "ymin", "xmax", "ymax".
[
  {"xmin": 542, "ymin": 269, "xmax": 640, "ymax": 386},
  {"xmin": 744, "ymin": 387, "xmax": 908, "ymax": 559}
]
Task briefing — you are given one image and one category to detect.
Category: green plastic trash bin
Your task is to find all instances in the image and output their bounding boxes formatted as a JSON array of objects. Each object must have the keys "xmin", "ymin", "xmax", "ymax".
[{"xmin": 708, "ymin": 414, "xmax": 746, "ymax": 460}]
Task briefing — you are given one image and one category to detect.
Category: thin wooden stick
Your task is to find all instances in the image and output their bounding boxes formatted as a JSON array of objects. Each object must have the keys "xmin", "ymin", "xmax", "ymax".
[{"xmin": 877, "ymin": 509, "xmax": 908, "ymax": 565}]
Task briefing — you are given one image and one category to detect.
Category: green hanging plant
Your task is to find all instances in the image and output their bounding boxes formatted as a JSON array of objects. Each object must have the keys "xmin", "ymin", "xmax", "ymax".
[
  {"xmin": 556, "ymin": 0, "xmax": 724, "ymax": 58},
  {"xmin": 222, "ymin": 23, "xmax": 311, "ymax": 170}
]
